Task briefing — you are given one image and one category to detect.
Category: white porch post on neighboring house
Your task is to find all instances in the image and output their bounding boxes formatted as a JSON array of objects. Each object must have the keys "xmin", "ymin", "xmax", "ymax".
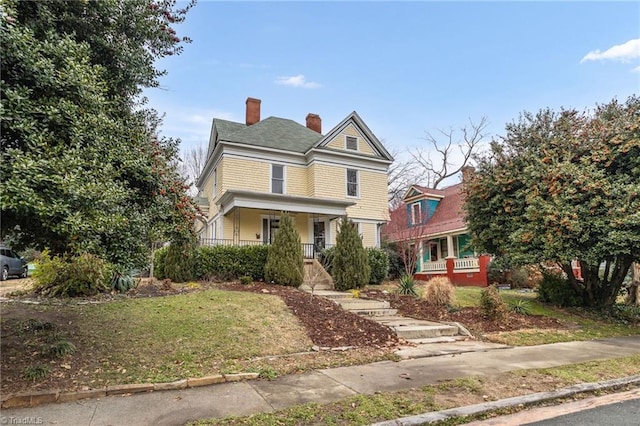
[{"xmin": 446, "ymin": 235, "xmax": 455, "ymax": 258}]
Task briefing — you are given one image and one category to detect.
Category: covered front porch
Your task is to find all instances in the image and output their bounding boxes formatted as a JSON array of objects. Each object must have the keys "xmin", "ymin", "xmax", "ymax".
[
  {"xmin": 414, "ymin": 233, "xmax": 490, "ymax": 287},
  {"xmin": 198, "ymin": 190, "xmax": 355, "ymax": 258}
]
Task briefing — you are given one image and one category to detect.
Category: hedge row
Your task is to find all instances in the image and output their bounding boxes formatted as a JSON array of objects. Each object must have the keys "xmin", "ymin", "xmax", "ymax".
[{"xmin": 154, "ymin": 245, "xmax": 269, "ymax": 282}]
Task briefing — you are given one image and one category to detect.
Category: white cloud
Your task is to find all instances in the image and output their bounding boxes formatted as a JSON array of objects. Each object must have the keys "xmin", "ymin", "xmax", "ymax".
[
  {"xmin": 580, "ymin": 38, "xmax": 640, "ymax": 63},
  {"xmin": 275, "ymin": 74, "xmax": 321, "ymax": 89},
  {"xmin": 632, "ymin": 65, "xmax": 640, "ymax": 73}
]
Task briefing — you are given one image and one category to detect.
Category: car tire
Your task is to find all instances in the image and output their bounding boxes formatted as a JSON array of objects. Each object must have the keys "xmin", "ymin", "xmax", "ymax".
[
  {"xmin": 21, "ymin": 267, "xmax": 28, "ymax": 278},
  {"xmin": 1, "ymin": 266, "xmax": 8, "ymax": 281}
]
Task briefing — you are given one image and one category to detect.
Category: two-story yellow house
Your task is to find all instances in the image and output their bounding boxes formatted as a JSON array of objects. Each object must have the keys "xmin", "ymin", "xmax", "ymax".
[{"xmin": 195, "ymin": 97, "xmax": 393, "ymax": 257}]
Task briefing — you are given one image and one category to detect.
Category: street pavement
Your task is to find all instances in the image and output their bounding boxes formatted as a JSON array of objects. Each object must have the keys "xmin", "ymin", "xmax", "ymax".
[
  {"xmin": 465, "ymin": 387, "xmax": 640, "ymax": 426},
  {"xmin": 1, "ymin": 336, "xmax": 639, "ymax": 426}
]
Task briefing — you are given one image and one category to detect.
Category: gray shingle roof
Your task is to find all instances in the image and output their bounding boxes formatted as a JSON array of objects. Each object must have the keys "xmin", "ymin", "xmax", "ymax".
[
  {"xmin": 214, "ymin": 119, "xmax": 246, "ymax": 140},
  {"xmin": 218, "ymin": 117, "xmax": 322, "ymax": 153}
]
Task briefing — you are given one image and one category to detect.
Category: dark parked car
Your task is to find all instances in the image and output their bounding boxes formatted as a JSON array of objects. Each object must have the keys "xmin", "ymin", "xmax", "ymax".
[{"xmin": 0, "ymin": 246, "xmax": 28, "ymax": 280}]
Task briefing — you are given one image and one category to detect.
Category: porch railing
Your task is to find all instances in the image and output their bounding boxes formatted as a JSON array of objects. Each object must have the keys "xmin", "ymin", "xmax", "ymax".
[
  {"xmin": 423, "ymin": 260, "xmax": 447, "ymax": 272},
  {"xmin": 198, "ymin": 238, "xmax": 333, "ymax": 259},
  {"xmin": 454, "ymin": 257, "xmax": 479, "ymax": 270},
  {"xmin": 422, "ymin": 257, "xmax": 481, "ymax": 274}
]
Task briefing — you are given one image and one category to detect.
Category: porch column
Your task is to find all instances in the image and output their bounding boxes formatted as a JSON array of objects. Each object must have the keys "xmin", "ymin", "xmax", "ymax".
[
  {"xmin": 446, "ymin": 257, "xmax": 455, "ymax": 283},
  {"xmin": 446, "ymin": 235, "xmax": 455, "ymax": 258}
]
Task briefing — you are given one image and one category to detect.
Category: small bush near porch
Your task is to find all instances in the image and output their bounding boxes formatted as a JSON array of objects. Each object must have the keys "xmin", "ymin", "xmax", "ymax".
[{"xmin": 264, "ymin": 213, "xmax": 304, "ymax": 287}]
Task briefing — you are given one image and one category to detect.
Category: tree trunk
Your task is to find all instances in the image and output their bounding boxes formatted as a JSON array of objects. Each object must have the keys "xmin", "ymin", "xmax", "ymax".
[
  {"xmin": 629, "ymin": 262, "xmax": 640, "ymax": 306},
  {"xmin": 577, "ymin": 258, "xmax": 632, "ymax": 308}
]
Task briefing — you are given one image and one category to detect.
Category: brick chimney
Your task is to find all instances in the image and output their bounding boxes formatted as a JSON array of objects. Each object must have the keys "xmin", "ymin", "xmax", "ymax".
[
  {"xmin": 245, "ymin": 97, "xmax": 261, "ymax": 126},
  {"xmin": 461, "ymin": 165, "xmax": 476, "ymax": 182},
  {"xmin": 305, "ymin": 113, "xmax": 321, "ymax": 133}
]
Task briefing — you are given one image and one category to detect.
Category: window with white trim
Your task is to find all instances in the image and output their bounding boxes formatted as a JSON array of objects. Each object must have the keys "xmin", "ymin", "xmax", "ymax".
[
  {"xmin": 346, "ymin": 136, "xmax": 357, "ymax": 150},
  {"xmin": 271, "ymin": 164, "xmax": 284, "ymax": 194},
  {"xmin": 411, "ymin": 202, "xmax": 421, "ymax": 225},
  {"xmin": 346, "ymin": 168, "xmax": 358, "ymax": 197}
]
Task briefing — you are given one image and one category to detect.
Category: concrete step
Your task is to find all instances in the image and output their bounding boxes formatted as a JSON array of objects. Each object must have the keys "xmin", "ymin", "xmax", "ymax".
[
  {"xmin": 374, "ymin": 316, "xmax": 443, "ymax": 328},
  {"xmin": 349, "ymin": 308, "xmax": 398, "ymax": 317},
  {"xmin": 333, "ymin": 299, "xmax": 391, "ymax": 310},
  {"xmin": 299, "ymin": 282, "xmax": 333, "ymax": 292},
  {"xmin": 396, "ymin": 341, "xmax": 510, "ymax": 359},
  {"xmin": 305, "ymin": 290, "xmax": 353, "ymax": 299},
  {"xmin": 404, "ymin": 336, "xmax": 468, "ymax": 345},
  {"xmin": 391, "ymin": 324, "xmax": 459, "ymax": 339}
]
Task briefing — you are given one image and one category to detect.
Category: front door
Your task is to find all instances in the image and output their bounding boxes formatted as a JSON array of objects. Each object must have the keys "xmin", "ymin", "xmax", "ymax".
[
  {"xmin": 313, "ymin": 221, "xmax": 326, "ymax": 254},
  {"xmin": 262, "ymin": 218, "xmax": 280, "ymax": 244}
]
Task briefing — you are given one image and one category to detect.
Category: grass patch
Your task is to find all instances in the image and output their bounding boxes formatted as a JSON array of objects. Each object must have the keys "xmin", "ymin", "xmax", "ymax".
[
  {"xmin": 73, "ymin": 289, "xmax": 313, "ymax": 384},
  {"xmin": 190, "ymin": 355, "xmax": 640, "ymax": 425},
  {"xmin": 23, "ymin": 365, "xmax": 50, "ymax": 381}
]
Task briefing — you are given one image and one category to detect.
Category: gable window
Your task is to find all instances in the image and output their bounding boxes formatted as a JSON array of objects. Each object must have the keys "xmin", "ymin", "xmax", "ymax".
[
  {"xmin": 411, "ymin": 202, "xmax": 421, "ymax": 225},
  {"xmin": 271, "ymin": 164, "xmax": 284, "ymax": 194},
  {"xmin": 346, "ymin": 136, "xmax": 358, "ymax": 150},
  {"xmin": 346, "ymin": 168, "xmax": 358, "ymax": 197}
]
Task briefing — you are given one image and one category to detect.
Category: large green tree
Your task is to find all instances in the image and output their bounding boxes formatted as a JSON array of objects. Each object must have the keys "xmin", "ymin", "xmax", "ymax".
[
  {"xmin": 464, "ymin": 96, "xmax": 640, "ymax": 307},
  {"xmin": 1, "ymin": 0, "xmax": 197, "ymax": 269}
]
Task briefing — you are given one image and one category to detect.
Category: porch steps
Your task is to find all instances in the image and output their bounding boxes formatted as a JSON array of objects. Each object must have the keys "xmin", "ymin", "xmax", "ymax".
[
  {"xmin": 373, "ymin": 315, "xmax": 459, "ymax": 339},
  {"xmin": 311, "ymin": 290, "xmax": 354, "ymax": 300},
  {"xmin": 300, "ymin": 288, "xmax": 471, "ymax": 348}
]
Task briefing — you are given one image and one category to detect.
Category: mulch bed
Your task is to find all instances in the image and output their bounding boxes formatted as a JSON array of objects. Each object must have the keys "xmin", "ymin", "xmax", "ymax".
[
  {"xmin": 361, "ymin": 289, "xmax": 566, "ymax": 335},
  {"xmin": 218, "ymin": 283, "xmax": 400, "ymax": 348}
]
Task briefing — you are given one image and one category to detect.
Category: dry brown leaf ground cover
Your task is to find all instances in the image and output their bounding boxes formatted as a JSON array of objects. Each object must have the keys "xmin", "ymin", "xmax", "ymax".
[{"xmin": 361, "ymin": 288, "xmax": 566, "ymax": 335}]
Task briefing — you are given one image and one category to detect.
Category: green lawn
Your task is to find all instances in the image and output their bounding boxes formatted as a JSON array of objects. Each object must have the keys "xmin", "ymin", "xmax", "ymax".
[
  {"xmin": 1, "ymin": 288, "xmax": 315, "ymax": 389},
  {"xmin": 452, "ymin": 286, "xmax": 639, "ymax": 346}
]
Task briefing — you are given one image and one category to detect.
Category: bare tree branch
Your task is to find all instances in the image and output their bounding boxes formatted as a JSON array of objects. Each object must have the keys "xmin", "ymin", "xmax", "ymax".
[
  {"xmin": 387, "ymin": 147, "xmax": 430, "ymax": 207},
  {"xmin": 178, "ymin": 142, "xmax": 207, "ymax": 196},
  {"xmin": 409, "ymin": 117, "xmax": 489, "ymax": 189}
]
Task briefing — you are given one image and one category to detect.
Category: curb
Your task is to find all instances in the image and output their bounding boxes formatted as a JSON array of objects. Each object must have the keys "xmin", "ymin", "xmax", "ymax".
[
  {"xmin": 370, "ymin": 374, "xmax": 640, "ymax": 426},
  {"xmin": 0, "ymin": 372, "xmax": 259, "ymax": 409}
]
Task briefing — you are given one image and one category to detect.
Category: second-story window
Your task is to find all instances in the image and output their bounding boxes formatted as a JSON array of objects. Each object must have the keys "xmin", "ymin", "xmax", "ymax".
[
  {"xmin": 411, "ymin": 202, "xmax": 421, "ymax": 225},
  {"xmin": 346, "ymin": 168, "xmax": 358, "ymax": 197},
  {"xmin": 346, "ymin": 136, "xmax": 357, "ymax": 150},
  {"xmin": 272, "ymin": 164, "xmax": 284, "ymax": 194}
]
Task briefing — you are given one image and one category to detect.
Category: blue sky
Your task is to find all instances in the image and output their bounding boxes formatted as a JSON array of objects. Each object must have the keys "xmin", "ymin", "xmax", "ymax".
[{"xmin": 146, "ymin": 1, "xmax": 640, "ymax": 160}]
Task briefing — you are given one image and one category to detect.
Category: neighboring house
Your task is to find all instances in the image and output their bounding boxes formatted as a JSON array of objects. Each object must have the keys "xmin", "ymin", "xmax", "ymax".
[
  {"xmin": 383, "ymin": 170, "xmax": 490, "ymax": 286},
  {"xmin": 195, "ymin": 97, "xmax": 393, "ymax": 258}
]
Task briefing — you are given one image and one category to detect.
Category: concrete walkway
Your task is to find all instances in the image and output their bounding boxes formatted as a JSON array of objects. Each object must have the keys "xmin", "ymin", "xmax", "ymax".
[{"xmin": 2, "ymin": 336, "xmax": 639, "ymax": 426}]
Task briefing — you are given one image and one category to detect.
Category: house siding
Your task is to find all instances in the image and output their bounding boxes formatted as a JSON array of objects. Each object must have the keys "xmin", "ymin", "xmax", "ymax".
[
  {"xmin": 345, "ymin": 170, "xmax": 388, "ymax": 221},
  {"xmin": 220, "ymin": 157, "xmax": 270, "ymax": 194},
  {"xmin": 325, "ymin": 124, "xmax": 375, "ymax": 155},
  {"xmin": 286, "ymin": 166, "xmax": 308, "ymax": 197}
]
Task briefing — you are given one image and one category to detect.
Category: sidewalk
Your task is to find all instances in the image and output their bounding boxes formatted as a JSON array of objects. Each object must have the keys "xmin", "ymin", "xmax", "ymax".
[{"xmin": 2, "ymin": 336, "xmax": 639, "ymax": 426}]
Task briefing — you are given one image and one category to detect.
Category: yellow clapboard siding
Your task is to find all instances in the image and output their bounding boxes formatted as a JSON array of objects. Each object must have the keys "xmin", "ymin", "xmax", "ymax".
[
  {"xmin": 220, "ymin": 157, "xmax": 270, "ymax": 193},
  {"xmin": 286, "ymin": 166, "xmax": 308, "ymax": 196},
  {"xmin": 312, "ymin": 164, "xmax": 388, "ymax": 221},
  {"xmin": 325, "ymin": 124, "xmax": 375, "ymax": 155}
]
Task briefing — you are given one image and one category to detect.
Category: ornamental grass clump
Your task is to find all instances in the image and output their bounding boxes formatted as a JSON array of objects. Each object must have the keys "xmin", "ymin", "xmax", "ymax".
[
  {"xmin": 422, "ymin": 277, "xmax": 456, "ymax": 306},
  {"xmin": 397, "ymin": 274, "xmax": 419, "ymax": 297},
  {"xmin": 481, "ymin": 285, "xmax": 508, "ymax": 322}
]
